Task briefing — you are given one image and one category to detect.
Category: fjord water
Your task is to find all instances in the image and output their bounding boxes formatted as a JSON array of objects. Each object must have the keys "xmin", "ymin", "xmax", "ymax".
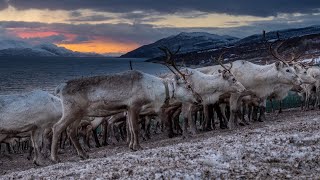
[{"xmin": 0, "ymin": 57, "xmax": 168, "ymax": 95}]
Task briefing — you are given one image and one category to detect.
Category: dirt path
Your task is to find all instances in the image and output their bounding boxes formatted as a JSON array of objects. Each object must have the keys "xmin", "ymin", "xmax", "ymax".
[{"xmin": 1, "ymin": 109, "xmax": 320, "ymax": 179}]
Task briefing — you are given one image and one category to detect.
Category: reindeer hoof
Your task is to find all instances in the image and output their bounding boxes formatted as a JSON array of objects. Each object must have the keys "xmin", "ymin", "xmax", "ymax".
[
  {"xmin": 220, "ymin": 125, "xmax": 228, "ymax": 129},
  {"xmin": 33, "ymin": 160, "xmax": 40, "ymax": 166},
  {"xmin": 133, "ymin": 144, "xmax": 143, "ymax": 151},
  {"xmin": 80, "ymin": 154, "xmax": 89, "ymax": 160},
  {"xmin": 239, "ymin": 122, "xmax": 245, "ymax": 126},
  {"xmin": 50, "ymin": 157, "xmax": 60, "ymax": 164}
]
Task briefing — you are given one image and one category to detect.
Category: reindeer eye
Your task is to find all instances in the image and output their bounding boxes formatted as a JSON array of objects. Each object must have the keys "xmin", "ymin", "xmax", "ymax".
[
  {"xmin": 286, "ymin": 69, "xmax": 290, "ymax": 72},
  {"xmin": 232, "ymin": 78, "xmax": 236, "ymax": 82},
  {"xmin": 304, "ymin": 72, "xmax": 307, "ymax": 74}
]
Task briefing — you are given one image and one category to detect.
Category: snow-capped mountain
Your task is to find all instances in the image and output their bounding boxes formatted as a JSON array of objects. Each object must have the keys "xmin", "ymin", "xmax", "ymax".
[
  {"xmin": 236, "ymin": 25, "xmax": 320, "ymax": 45},
  {"xmin": 0, "ymin": 39, "xmax": 102, "ymax": 57},
  {"xmin": 0, "ymin": 38, "xmax": 31, "ymax": 49},
  {"xmin": 120, "ymin": 32, "xmax": 239, "ymax": 58},
  {"xmin": 147, "ymin": 25, "xmax": 320, "ymax": 66}
]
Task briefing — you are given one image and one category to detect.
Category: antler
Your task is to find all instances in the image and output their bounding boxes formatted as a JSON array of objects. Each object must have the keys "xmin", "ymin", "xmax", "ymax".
[
  {"xmin": 158, "ymin": 46, "xmax": 177, "ymax": 75},
  {"xmin": 159, "ymin": 46, "xmax": 186, "ymax": 80},
  {"xmin": 211, "ymin": 52, "xmax": 232, "ymax": 71},
  {"xmin": 263, "ymin": 30, "xmax": 305, "ymax": 65}
]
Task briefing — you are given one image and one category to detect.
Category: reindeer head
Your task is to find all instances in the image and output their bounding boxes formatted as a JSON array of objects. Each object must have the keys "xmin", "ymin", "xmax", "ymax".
[
  {"xmin": 274, "ymin": 61, "xmax": 302, "ymax": 86},
  {"xmin": 293, "ymin": 62, "xmax": 316, "ymax": 84},
  {"xmin": 159, "ymin": 46, "xmax": 202, "ymax": 104},
  {"xmin": 263, "ymin": 31, "xmax": 303, "ymax": 86}
]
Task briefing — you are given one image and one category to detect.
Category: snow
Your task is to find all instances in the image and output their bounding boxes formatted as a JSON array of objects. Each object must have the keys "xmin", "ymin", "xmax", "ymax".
[{"xmin": 2, "ymin": 109, "xmax": 320, "ymax": 179}]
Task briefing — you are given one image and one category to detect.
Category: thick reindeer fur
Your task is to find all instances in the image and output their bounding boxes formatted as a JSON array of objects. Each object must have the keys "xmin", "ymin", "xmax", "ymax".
[
  {"xmin": 302, "ymin": 66, "xmax": 320, "ymax": 109},
  {"xmin": 268, "ymin": 63, "xmax": 316, "ymax": 112},
  {"xmin": 198, "ymin": 60, "xmax": 302, "ymax": 129},
  {"xmin": 51, "ymin": 70, "xmax": 200, "ymax": 162},
  {"xmin": 164, "ymin": 68, "xmax": 246, "ymax": 135},
  {"xmin": 0, "ymin": 90, "xmax": 62, "ymax": 165}
]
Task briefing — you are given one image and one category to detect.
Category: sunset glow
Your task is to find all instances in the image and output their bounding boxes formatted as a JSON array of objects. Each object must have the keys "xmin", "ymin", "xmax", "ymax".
[{"xmin": 57, "ymin": 41, "xmax": 140, "ymax": 54}]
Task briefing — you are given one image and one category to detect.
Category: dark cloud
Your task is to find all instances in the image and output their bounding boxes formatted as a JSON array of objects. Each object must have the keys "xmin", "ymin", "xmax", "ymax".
[
  {"xmin": 0, "ymin": 0, "xmax": 8, "ymax": 10},
  {"xmin": 73, "ymin": 35, "xmax": 90, "ymax": 42},
  {"xmin": 25, "ymin": 34, "xmax": 67, "ymax": 44},
  {"xmin": 69, "ymin": 11, "xmax": 82, "ymax": 17},
  {"xmin": 8, "ymin": 0, "xmax": 320, "ymax": 17}
]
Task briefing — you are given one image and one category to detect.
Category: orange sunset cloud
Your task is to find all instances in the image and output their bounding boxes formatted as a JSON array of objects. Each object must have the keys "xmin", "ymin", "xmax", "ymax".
[{"xmin": 57, "ymin": 40, "xmax": 140, "ymax": 54}]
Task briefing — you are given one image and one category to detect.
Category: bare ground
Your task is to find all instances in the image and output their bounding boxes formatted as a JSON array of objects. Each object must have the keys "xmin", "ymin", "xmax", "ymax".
[{"xmin": 1, "ymin": 108, "xmax": 320, "ymax": 179}]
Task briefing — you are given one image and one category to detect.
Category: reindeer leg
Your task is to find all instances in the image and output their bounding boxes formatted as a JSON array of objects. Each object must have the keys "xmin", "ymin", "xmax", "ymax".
[
  {"xmin": 51, "ymin": 110, "xmax": 82, "ymax": 163},
  {"xmin": 248, "ymin": 105, "xmax": 252, "ymax": 122},
  {"xmin": 145, "ymin": 116, "xmax": 151, "ymax": 140},
  {"xmin": 202, "ymin": 105, "xmax": 212, "ymax": 131},
  {"xmin": 252, "ymin": 106, "xmax": 258, "ymax": 121},
  {"xmin": 102, "ymin": 121, "xmax": 109, "ymax": 146},
  {"xmin": 128, "ymin": 107, "xmax": 142, "ymax": 151},
  {"xmin": 278, "ymin": 100, "xmax": 283, "ymax": 113},
  {"xmin": 92, "ymin": 128, "xmax": 101, "ymax": 148},
  {"xmin": 69, "ymin": 121, "xmax": 89, "ymax": 159},
  {"xmin": 258, "ymin": 106, "xmax": 266, "ymax": 122},
  {"xmin": 31, "ymin": 129, "xmax": 44, "ymax": 166},
  {"xmin": 189, "ymin": 111, "xmax": 198, "ymax": 135}
]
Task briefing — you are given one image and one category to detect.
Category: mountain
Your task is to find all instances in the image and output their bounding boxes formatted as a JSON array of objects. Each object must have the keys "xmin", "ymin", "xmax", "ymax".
[
  {"xmin": 0, "ymin": 48, "xmax": 56, "ymax": 57},
  {"xmin": 0, "ymin": 39, "xmax": 102, "ymax": 57},
  {"xmin": 120, "ymin": 32, "xmax": 239, "ymax": 58},
  {"xmin": 146, "ymin": 25, "xmax": 320, "ymax": 66}
]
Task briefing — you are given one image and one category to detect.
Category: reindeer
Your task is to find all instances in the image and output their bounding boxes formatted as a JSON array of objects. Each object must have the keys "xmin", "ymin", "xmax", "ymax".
[
  {"xmin": 0, "ymin": 90, "xmax": 62, "ymax": 165},
  {"xmin": 159, "ymin": 49, "xmax": 246, "ymax": 136},
  {"xmin": 302, "ymin": 60, "xmax": 320, "ymax": 109},
  {"xmin": 263, "ymin": 33, "xmax": 316, "ymax": 113},
  {"xmin": 50, "ymin": 47, "xmax": 205, "ymax": 162},
  {"xmin": 197, "ymin": 40, "xmax": 302, "ymax": 129}
]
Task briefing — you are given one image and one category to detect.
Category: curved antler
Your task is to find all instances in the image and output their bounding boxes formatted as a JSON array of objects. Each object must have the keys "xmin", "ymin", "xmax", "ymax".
[
  {"xmin": 159, "ymin": 46, "xmax": 186, "ymax": 80},
  {"xmin": 211, "ymin": 52, "xmax": 232, "ymax": 71},
  {"xmin": 263, "ymin": 30, "xmax": 305, "ymax": 66}
]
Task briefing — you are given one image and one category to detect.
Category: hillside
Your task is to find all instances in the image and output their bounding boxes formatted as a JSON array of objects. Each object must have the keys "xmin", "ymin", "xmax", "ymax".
[
  {"xmin": 147, "ymin": 26, "xmax": 320, "ymax": 66},
  {"xmin": 120, "ymin": 32, "xmax": 239, "ymax": 58}
]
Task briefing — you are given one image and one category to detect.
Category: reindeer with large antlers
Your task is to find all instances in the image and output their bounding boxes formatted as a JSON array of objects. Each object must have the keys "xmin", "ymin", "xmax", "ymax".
[
  {"xmin": 50, "ymin": 49, "xmax": 205, "ymax": 162},
  {"xmin": 160, "ymin": 50, "xmax": 246, "ymax": 136},
  {"xmin": 197, "ymin": 33, "xmax": 303, "ymax": 128},
  {"xmin": 263, "ymin": 31, "xmax": 315, "ymax": 113}
]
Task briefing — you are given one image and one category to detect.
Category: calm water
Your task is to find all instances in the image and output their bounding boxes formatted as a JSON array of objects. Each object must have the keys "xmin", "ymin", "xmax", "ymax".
[{"xmin": 0, "ymin": 57, "xmax": 169, "ymax": 95}]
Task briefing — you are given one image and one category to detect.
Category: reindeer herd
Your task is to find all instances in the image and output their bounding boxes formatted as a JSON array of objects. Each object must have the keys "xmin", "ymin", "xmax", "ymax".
[{"xmin": 0, "ymin": 34, "xmax": 319, "ymax": 167}]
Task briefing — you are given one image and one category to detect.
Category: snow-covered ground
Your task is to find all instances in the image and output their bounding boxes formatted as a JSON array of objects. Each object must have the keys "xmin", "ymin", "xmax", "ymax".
[{"xmin": 2, "ymin": 109, "xmax": 320, "ymax": 179}]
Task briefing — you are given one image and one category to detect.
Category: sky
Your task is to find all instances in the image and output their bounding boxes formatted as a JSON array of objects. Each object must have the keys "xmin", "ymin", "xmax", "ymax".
[{"xmin": 0, "ymin": 0, "xmax": 319, "ymax": 55}]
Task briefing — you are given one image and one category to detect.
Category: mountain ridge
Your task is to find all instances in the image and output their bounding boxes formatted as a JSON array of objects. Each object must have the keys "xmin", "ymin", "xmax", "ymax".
[{"xmin": 120, "ymin": 32, "xmax": 239, "ymax": 58}]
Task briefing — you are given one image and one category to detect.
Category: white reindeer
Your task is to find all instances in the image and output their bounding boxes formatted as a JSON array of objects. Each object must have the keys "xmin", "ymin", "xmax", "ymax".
[
  {"xmin": 0, "ymin": 90, "xmax": 62, "ymax": 165},
  {"xmin": 50, "ymin": 47, "xmax": 206, "ymax": 162}
]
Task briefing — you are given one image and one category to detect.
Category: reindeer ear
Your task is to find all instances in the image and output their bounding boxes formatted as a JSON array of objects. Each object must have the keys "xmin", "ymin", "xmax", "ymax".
[{"xmin": 275, "ymin": 62, "xmax": 282, "ymax": 70}]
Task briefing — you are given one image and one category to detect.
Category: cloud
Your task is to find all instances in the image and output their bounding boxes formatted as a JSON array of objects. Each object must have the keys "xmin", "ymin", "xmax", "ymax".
[
  {"xmin": 0, "ymin": 21, "xmax": 177, "ymax": 44},
  {"xmin": 7, "ymin": 0, "xmax": 320, "ymax": 17},
  {"xmin": 0, "ymin": 0, "xmax": 8, "ymax": 10},
  {"xmin": 25, "ymin": 34, "xmax": 67, "ymax": 44},
  {"xmin": 67, "ymin": 15, "xmax": 114, "ymax": 22}
]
